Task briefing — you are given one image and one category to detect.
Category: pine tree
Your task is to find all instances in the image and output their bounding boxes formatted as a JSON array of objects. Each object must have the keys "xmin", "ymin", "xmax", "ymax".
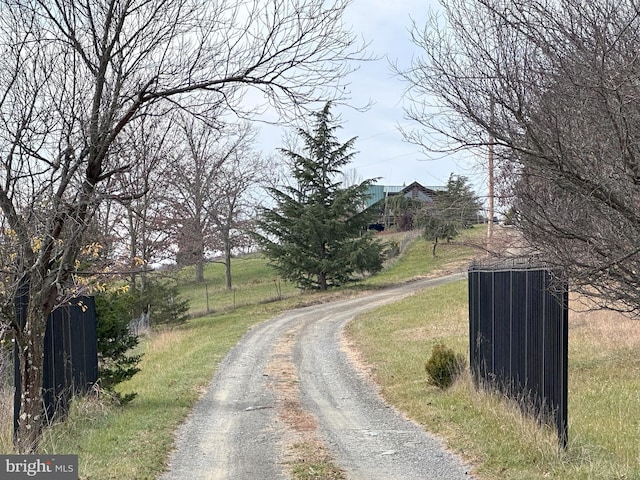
[
  {"xmin": 418, "ymin": 174, "xmax": 482, "ymax": 257},
  {"xmin": 256, "ymin": 103, "xmax": 383, "ymax": 290}
]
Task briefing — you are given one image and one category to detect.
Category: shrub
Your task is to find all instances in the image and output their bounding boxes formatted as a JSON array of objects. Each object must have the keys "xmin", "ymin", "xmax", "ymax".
[
  {"xmin": 94, "ymin": 289, "xmax": 141, "ymax": 404},
  {"xmin": 93, "ymin": 280, "xmax": 189, "ymax": 403},
  {"xmin": 135, "ymin": 280, "xmax": 190, "ymax": 326},
  {"xmin": 425, "ymin": 343, "xmax": 465, "ymax": 389}
]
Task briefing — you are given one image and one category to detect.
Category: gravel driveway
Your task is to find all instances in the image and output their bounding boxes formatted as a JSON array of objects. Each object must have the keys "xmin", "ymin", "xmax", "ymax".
[{"xmin": 160, "ymin": 273, "xmax": 475, "ymax": 479}]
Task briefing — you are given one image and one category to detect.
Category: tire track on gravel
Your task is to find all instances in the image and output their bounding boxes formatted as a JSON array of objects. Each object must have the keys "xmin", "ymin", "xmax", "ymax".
[{"xmin": 160, "ymin": 273, "xmax": 474, "ymax": 480}]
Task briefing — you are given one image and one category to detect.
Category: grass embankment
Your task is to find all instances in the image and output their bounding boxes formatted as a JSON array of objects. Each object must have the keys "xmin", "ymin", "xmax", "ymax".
[
  {"xmin": 167, "ymin": 254, "xmax": 299, "ymax": 315},
  {"xmin": 345, "ymin": 280, "xmax": 640, "ymax": 480},
  {"xmin": 363, "ymin": 228, "xmax": 484, "ymax": 287}
]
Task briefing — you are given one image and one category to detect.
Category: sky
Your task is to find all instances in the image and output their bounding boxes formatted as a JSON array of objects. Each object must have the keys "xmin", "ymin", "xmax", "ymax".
[{"xmin": 257, "ymin": 0, "xmax": 490, "ymax": 200}]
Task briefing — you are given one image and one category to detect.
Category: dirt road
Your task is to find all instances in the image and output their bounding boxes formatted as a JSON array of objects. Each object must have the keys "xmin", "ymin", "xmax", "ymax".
[{"xmin": 160, "ymin": 273, "xmax": 474, "ymax": 479}]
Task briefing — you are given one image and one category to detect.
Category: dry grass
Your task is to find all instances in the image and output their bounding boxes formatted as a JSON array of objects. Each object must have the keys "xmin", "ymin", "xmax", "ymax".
[
  {"xmin": 453, "ymin": 369, "xmax": 563, "ymax": 465},
  {"xmin": 143, "ymin": 328, "xmax": 188, "ymax": 353},
  {"xmin": 0, "ymin": 347, "xmax": 15, "ymax": 454},
  {"xmin": 392, "ymin": 304, "xmax": 468, "ymax": 343},
  {"xmin": 569, "ymin": 293, "xmax": 640, "ymax": 351},
  {"xmin": 0, "ymin": 387, "xmax": 14, "ymax": 453},
  {"xmin": 565, "ymin": 294, "xmax": 640, "ymax": 478},
  {"xmin": 266, "ymin": 326, "xmax": 345, "ymax": 480}
]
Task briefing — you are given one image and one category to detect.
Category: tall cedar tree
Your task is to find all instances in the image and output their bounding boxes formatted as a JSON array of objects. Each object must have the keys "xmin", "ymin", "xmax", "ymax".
[{"xmin": 256, "ymin": 103, "xmax": 383, "ymax": 290}]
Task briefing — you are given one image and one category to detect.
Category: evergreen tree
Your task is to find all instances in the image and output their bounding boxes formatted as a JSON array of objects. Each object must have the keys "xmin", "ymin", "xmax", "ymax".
[
  {"xmin": 94, "ymin": 289, "xmax": 141, "ymax": 404},
  {"xmin": 256, "ymin": 103, "xmax": 383, "ymax": 290},
  {"xmin": 418, "ymin": 174, "xmax": 482, "ymax": 257}
]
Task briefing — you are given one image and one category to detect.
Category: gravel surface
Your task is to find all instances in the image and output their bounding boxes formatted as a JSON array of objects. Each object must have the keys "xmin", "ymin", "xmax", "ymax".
[{"xmin": 160, "ymin": 273, "xmax": 475, "ymax": 480}]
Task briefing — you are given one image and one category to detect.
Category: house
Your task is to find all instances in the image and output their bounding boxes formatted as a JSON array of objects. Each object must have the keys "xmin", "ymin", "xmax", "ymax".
[
  {"xmin": 365, "ymin": 181, "xmax": 443, "ymax": 230},
  {"xmin": 397, "ymin": 181, "xmax": 440, "ymax": 203}
]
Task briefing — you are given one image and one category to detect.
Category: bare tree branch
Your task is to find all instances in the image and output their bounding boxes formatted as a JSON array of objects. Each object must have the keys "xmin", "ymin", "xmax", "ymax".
[{"xmin": 401, "ymin": 0, "xmax": 640, "ymax": 313}]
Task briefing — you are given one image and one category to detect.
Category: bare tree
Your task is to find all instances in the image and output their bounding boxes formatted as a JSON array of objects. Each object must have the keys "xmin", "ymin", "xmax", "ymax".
[
  {"xmin": 109, "ymin": 116, "xmax": 175, "ymax": 289},
  {"xmin": 400, "ymin": 0, "xmax": 640, "ymax": 314},
  {"xmin": 170, "ymin": 119, "xmax": 269, "ymax": 287},
  {"xmin": 0, "ymin": 0, "xmax": 364, "ymax": 452},
  {"xmin": 170, "ymin": 116, "xmax": 228, "ymax": 282},
  {"xmin": 207, "ymin": 124, "xmax": 273, "ymax": 290}
]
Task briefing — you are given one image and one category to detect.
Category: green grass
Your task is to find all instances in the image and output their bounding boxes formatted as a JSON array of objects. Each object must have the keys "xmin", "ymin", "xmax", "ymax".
[
  {"xmin": 168, "ymin": 254, "xmax": 299, "ymax": 315},
  {"xmin": 345, "ymin": 281, "xmax": 640, "ymax": 480},
  {"xmin": 364, "ymin": 226, "xmax": 486, "ymax": 287}
]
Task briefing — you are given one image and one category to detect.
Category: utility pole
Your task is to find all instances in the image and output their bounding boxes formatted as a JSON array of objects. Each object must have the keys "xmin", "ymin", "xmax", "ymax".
[
  {"xmin": 487, "ymin": 99, "xmax": 495, "ymax": 252},
  {"xmin": 487, "ymin": 134, "xmax": 494, "ymax": 241}
]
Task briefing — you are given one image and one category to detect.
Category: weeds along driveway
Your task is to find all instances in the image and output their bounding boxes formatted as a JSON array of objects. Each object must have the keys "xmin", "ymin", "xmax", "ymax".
[{"xmin": 159, "ymin": 273, "xmax": 474, "ymax": 480}]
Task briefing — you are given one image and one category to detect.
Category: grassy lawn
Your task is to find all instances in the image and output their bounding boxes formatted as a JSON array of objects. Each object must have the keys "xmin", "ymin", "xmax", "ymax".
[
  {"xmin": 363, "ymin": 227, "xmax": 486, "ymax": 287},
  {"xmin": 168, "ymin": 254, "xmax": 299, "ymax": 315}
]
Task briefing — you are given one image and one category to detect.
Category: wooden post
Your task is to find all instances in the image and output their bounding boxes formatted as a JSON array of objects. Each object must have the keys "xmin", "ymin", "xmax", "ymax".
[{"xmin": 205, "ymin": 282, "xmax": 210, "ymax": 313}]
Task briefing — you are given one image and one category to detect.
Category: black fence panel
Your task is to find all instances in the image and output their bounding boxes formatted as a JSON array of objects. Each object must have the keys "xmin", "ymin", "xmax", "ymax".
[
  {"xmin": 14, "ymin": 296, "xmax": 98, "ymax": 435},
  {"xmin": 42, "ymin": 297, "xmax": 98, "ymax": 420},
  {"xmin": 468, "ymin": 264, "xmax": 568, "ymax": 447},
  {"xmin": 493, "ymin": 271, "xmax": 511, "ymax": 381}
]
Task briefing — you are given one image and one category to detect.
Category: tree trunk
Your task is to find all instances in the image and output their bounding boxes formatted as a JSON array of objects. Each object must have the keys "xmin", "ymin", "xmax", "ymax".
[
  {"xmin": 128, "ymin": 206, "xmax": 137, "ymax": 288},
  {"xmin": 195, "ymin": 260, "xmax": 204, "ymax": 283},
  {"xmin": 318, "ymin": 271, "xmax": 328, "ymax": 291},
  {"xmin": 432, "ymin": 237, "xmax": 439, "ymax": 257},
  {"xmin": 223, "ymin": 227, "xmax": 232, "ymax": 291},
  {"xmin": 15, "ymin": 306, "xmax": 47, "ymax": 453}
]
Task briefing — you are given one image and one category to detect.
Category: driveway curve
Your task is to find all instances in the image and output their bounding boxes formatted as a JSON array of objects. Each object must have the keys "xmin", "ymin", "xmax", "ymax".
[{"xmin": 160, "ymin": 273, "xmax": 475, "ymax": 480}]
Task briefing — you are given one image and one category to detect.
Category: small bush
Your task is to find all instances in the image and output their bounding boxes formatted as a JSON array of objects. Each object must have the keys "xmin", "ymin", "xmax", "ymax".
[
  {"xmin": 425, "ymin": 343, "xmax": 465, "ymax": 389},
  {"xmin": 136, "ymin": 280, "xmax": 190, "ymax": 326},
  {"xmin": 95, "ymin": 289, "xmax": 141, "ymax": 404}
]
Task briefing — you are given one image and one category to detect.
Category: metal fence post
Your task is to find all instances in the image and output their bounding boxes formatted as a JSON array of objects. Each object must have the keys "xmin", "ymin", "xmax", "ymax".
[{"xmin": 468, "ymin": 261, "xmax": 568, "ymax": 447}]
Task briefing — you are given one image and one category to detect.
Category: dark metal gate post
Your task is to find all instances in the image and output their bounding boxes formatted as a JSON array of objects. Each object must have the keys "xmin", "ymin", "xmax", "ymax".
[
  {"xmin": 468, "ymin": 262, "xmax": 568, "ymax": 447},
  {"xmin": 14, "ymin": 296, "xmax": 98, "ymax": 437}
]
